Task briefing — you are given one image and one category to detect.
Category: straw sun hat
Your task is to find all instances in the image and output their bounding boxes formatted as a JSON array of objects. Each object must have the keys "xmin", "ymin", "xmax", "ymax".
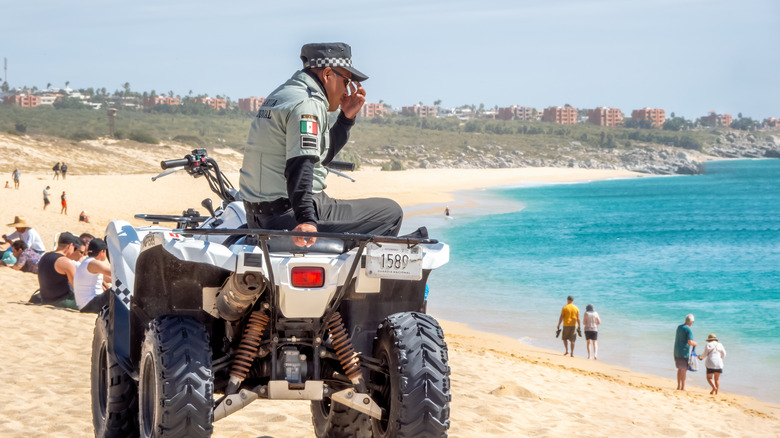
[
  {"xmin": 706, "ymin": 334, "xmax": 719, "ymax": 342},
  {"xmin": 6, "ymin": 216, "xmax": 30, "ymax": 228}
]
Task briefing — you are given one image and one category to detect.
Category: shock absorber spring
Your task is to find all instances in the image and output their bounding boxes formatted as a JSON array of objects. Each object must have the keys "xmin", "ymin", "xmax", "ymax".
[
  {"xmin": 227, "ymin": 310, "xmax": 269, "ymax": 393},
  {"xmin": 327, "ymin": 312, "xmax": 363, "ymax": 386}
]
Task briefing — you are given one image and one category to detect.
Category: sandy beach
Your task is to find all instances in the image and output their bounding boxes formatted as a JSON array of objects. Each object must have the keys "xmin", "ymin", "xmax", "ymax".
[{"xmin": 2, "ymin": 158, "xmax": 780, "ymax": 436}]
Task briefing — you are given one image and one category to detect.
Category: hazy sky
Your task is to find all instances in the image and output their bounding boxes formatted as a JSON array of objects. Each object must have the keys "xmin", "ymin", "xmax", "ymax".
[{"xmin": 3, "ymin": 0, "xmax": 778, "ymax": 119}]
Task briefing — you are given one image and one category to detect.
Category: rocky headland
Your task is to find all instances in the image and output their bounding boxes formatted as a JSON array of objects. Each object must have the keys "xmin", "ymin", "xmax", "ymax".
[{"xmin": 366, "ymin": 132, "xmax": 780, "ymax": 175}]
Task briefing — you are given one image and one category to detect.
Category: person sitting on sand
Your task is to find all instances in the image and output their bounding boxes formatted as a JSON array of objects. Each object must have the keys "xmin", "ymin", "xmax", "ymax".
[
  {"xmin": 73, "ymin": 238, "xmax": 112, "ymax": 314},
  {"xmin": 698, "ymin": 333, "xmax": 726, "ymax": 395},
  {"xmin": 557, "ymin": 295, "xmax": 581, "ymax": 357},
  {"xmin": 37, "ymin": 232, "xmax": 82, "ymax": 310},
  {"xmin": 583, "ymin": 304, "xmax": 601, "ymax": 360},
  {"xmin": 1, "ymin": 240, "xmax": 42, "ymax": 274},
  {"xmin": 3, "ymin": 181, "xmax": 10, "ymax": 189},
  {"xmin": 3, "ymin": 216, "xmax": 47, "ymax": 254},
  {"xmin": 673, "ymin": 314, "xmax": 697, "ymax": 391},
  {"xmin": 79, "ymin": 210, "xmax": 90, "ymax": 223}
]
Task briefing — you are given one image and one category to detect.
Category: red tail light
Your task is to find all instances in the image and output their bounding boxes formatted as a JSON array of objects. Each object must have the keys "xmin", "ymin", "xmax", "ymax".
[{"xmin": 291, "ymin": 267, "xmax": 325, "ymax": 288}]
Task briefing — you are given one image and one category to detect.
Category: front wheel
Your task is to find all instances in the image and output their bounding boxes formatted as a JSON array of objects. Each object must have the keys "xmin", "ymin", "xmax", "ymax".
[
  {"xmin": 138, "ymin": 316, "xmax": 214, "ymax": 438},
  {"xmin": 310, "ymin": 397, "xmax": 372, "ymax": 438},
  {"xmin": 91, "ymin": 310, "xmax": 139, "ymax": 437},
  {"xmin": 370, "ymin": 312, "xmax": 451, "ymax": 438}
]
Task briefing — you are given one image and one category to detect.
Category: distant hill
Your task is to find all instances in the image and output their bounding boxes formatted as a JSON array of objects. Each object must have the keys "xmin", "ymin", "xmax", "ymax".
[{"xmin": 1, "ymin": 106, "xmax": 778, "ymax": 176}]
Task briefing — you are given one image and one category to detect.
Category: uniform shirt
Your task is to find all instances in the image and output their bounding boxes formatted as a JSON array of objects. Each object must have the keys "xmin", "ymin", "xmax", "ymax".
[
  {"xmin": 239, "ymin": 70, "xmax": 354, "ymax": 224},
  {"xmin": 239, "ymin": 70, "xmax": 332, "ymax": 202},
  {"xmin": 6, "ymin": 228, "xmax": 46, "ymax": 252},
  {"xmin": 674, "ymin": 324, "xmax": 694, "ymax": 358},
  {"xmin": 73, "ymin": 257, "xmax": 104, "ymax": 309},
  {"xmin": 560, "ymin": 303, "xmax": 579, "ymax": 327}
]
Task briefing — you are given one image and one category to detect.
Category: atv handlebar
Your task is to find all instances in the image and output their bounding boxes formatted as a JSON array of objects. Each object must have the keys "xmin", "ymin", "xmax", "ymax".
[
  {"xmin": 160, "ymin": 158, "xmax": 191, "ymax": 170},
  {"xmin": 326, "ymin": 161, "xmax": 356, "ymax": 172}
]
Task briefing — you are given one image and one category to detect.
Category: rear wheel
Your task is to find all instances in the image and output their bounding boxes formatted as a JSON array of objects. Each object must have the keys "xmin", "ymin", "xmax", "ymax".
[
  {"xmin": 91, "ymin": 310, "xmax": 139, "ymax": 437},
  {"xmin": 310, "ymin": 397, "xmax": 372, "ymax": 438},
  {"xmin": 371, "ymin": 312, "xmax": 451, "ymax": 438},
  {"xmin": 138, "ymin": 316, "xmax": 214, "ymax": 438}
]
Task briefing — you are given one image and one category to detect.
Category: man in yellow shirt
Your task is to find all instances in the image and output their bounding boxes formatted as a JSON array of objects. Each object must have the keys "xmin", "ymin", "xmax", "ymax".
[{"xmin": 557, "ymin": 296, "xmax": 581, "ymax": 357}]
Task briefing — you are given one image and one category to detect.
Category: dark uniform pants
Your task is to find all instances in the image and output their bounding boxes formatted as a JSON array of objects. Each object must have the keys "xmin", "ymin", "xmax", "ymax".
[{"xmin": 246, "ymin": 192, "xmax": 403, "ymax": 237}]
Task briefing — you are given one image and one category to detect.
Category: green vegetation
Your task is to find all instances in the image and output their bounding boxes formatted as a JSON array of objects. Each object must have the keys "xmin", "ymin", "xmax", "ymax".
[
  {"xmin": 0, "ymin": 104, "xmax": 252, "ymax": 149},
  {"xmin": 0, "ymin": 105, "xmax": 754, "ymax": 167}
]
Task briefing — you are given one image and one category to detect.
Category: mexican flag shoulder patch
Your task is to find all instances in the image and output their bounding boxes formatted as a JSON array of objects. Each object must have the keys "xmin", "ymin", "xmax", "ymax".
[{"xmin": 300, "ymin": 116, "xmax": 319, "ymax": 135}]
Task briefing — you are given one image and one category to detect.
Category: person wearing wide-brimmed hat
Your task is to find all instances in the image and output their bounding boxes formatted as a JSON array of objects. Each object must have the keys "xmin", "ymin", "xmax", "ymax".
[
  {"xmin": 3, "ymin": 216, "xmax": 46, "ymax": 254},
  {"xmin": 239, "ymin": 42, "xmax": 403, "ymax": 247},
  {"xmin": 698, "ymin": 333, "xmax": 727, "ymax": 395}
]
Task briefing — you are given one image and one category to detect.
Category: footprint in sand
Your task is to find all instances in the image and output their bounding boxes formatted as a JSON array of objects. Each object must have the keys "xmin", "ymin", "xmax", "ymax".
[{"xmin": 489, "ymin": 384, "xmax": 541, "ymax": 400}]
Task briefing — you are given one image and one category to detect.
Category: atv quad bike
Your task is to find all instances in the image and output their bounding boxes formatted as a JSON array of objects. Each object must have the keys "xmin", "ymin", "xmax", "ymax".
[{"xmin": 91, "ymin": 149, "xmax": 451, "ymax": 437}]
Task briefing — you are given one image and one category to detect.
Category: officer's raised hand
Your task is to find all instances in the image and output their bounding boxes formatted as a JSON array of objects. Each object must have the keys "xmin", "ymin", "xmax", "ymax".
[{"xmin": 340, "ymin": 81, "xmax": 366, "ymax": 119}]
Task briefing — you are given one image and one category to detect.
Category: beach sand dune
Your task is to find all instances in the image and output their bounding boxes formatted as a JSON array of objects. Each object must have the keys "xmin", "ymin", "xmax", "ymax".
[{"xmin": 1, "ymin": 144, "xmax": 779, "ymax": 436}]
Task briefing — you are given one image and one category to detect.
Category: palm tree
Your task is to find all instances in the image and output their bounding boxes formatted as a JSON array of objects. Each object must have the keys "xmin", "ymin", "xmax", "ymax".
[
  {"xmin": 46, "ymin": 82, "xmax": 51, "ymax": 90},
  {"xmin": 65, "ymin": 80, "xmax": 70, "ymax": 89}
]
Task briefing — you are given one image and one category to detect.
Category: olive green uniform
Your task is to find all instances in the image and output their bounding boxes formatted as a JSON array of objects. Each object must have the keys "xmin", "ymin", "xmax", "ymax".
[{"xmin": 238, "ymin": 70, "xmax": 403, "ymax": 237}]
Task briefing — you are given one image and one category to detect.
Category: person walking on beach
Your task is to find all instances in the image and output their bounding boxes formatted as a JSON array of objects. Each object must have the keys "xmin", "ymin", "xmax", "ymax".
[
  {"xmin": 61, "ymin": 162, "xmax": 68, "ymax": 180},
  {"xmin": 12, "ymin": 168, "xmax": 20, "ymax": 189},
  {"xmin": 698, "ymin": 333, "xmax": 726, "ymax": 395},
  {"xmin": 61, "ymin": 191, "xmax": 68, "ymax": 215},
  {"xmin": 674, "ymin": 313, "xmax": 697, "ymax": 391},
  {"xmin": 238, "ymin": 42, "xmax": 403, "ymax": 247},
  {"xmin": 557, "ymin": 296, "xmax": 581, "ymax": 357},
  {"xmin": 53, "ymin": 162, "xmax": 61, "ymax": 180},
  {"xmin": 43, "ymin": 186, "xmax": 51, "ymax": 210},
  {"xmin": 583, "ymin": 304, "xmax": 601, "ymax": 360}
]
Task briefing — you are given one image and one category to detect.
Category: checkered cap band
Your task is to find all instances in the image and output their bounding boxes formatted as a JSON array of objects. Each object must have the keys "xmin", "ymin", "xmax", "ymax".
[{"xmin": 303, "ymin": 57, "xmax": 353, "ymax": 69}]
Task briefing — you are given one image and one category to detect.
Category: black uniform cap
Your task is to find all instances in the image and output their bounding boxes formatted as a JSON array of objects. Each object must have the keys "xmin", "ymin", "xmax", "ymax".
[{"xmin": 300, "ymin": 42, "xmax": 369, "ymax": 83}]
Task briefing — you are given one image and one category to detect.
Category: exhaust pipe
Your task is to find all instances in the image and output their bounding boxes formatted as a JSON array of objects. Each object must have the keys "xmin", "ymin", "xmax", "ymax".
[{"xmin": 217, "ymin": 273, "xmax": 265, "ymax": 321}]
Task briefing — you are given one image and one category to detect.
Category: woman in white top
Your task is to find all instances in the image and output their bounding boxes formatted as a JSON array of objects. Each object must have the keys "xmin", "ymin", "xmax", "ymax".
[
  {"xmin": 583, "ymin": 304, "xmax": 601, "ymax": 360},
  {"xmin": 698, "ymin": 333, "xmax": 727, "ymax": 395}
]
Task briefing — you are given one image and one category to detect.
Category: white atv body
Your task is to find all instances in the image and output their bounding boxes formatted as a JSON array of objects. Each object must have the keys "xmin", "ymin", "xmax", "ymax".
[{"xmin": 92, "ymin": 150, "xmax": 452, "ymax": 438}]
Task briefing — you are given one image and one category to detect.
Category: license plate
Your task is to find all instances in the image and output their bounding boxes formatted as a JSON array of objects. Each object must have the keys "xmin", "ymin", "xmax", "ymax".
[{"xmin": 365, "ymin": 243, "xmax": 423, "ymax": 280}]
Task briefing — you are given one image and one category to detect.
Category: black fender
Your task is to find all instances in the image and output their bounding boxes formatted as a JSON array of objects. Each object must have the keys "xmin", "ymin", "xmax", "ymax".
[
  {"xmin": 339, "ymin": 270, "xmax": 431, "ymax": 358},
  {"xmin": 128, "ymin": 244, "xmax": 230, "ymax": 368}
]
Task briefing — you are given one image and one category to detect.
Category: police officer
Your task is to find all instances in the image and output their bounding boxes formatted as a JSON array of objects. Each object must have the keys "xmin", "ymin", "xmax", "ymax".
[{"xmin": 239, "ymin": 42, "xmax": 403, "ymax": 247}]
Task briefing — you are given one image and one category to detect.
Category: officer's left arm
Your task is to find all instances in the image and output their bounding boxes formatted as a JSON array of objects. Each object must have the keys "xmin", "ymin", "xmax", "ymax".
[{"xmin": 323, "ymin": 112, "xmax": 356, "ymax": 165}]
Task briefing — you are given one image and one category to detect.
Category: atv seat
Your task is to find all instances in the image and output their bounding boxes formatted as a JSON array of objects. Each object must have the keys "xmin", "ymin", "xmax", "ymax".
[{"xmin": 266, "ymin": 236, "xmax": 350, "ymax": 254}]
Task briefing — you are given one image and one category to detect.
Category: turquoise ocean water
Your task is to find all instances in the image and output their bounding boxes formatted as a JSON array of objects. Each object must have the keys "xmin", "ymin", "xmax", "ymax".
[{"xmin": 405, "ymin": 159, "xmax": 780, "ymax": 403}]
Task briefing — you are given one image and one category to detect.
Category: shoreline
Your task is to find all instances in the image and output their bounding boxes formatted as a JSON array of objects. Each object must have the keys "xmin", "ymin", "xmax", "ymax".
[
  {"xmin": 1, "ymin": 166, "xmax": 779, "ymax": 436},
  {"xmin": 410, "ymin": 161, "xmax": 780, "ymax": 406}
]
